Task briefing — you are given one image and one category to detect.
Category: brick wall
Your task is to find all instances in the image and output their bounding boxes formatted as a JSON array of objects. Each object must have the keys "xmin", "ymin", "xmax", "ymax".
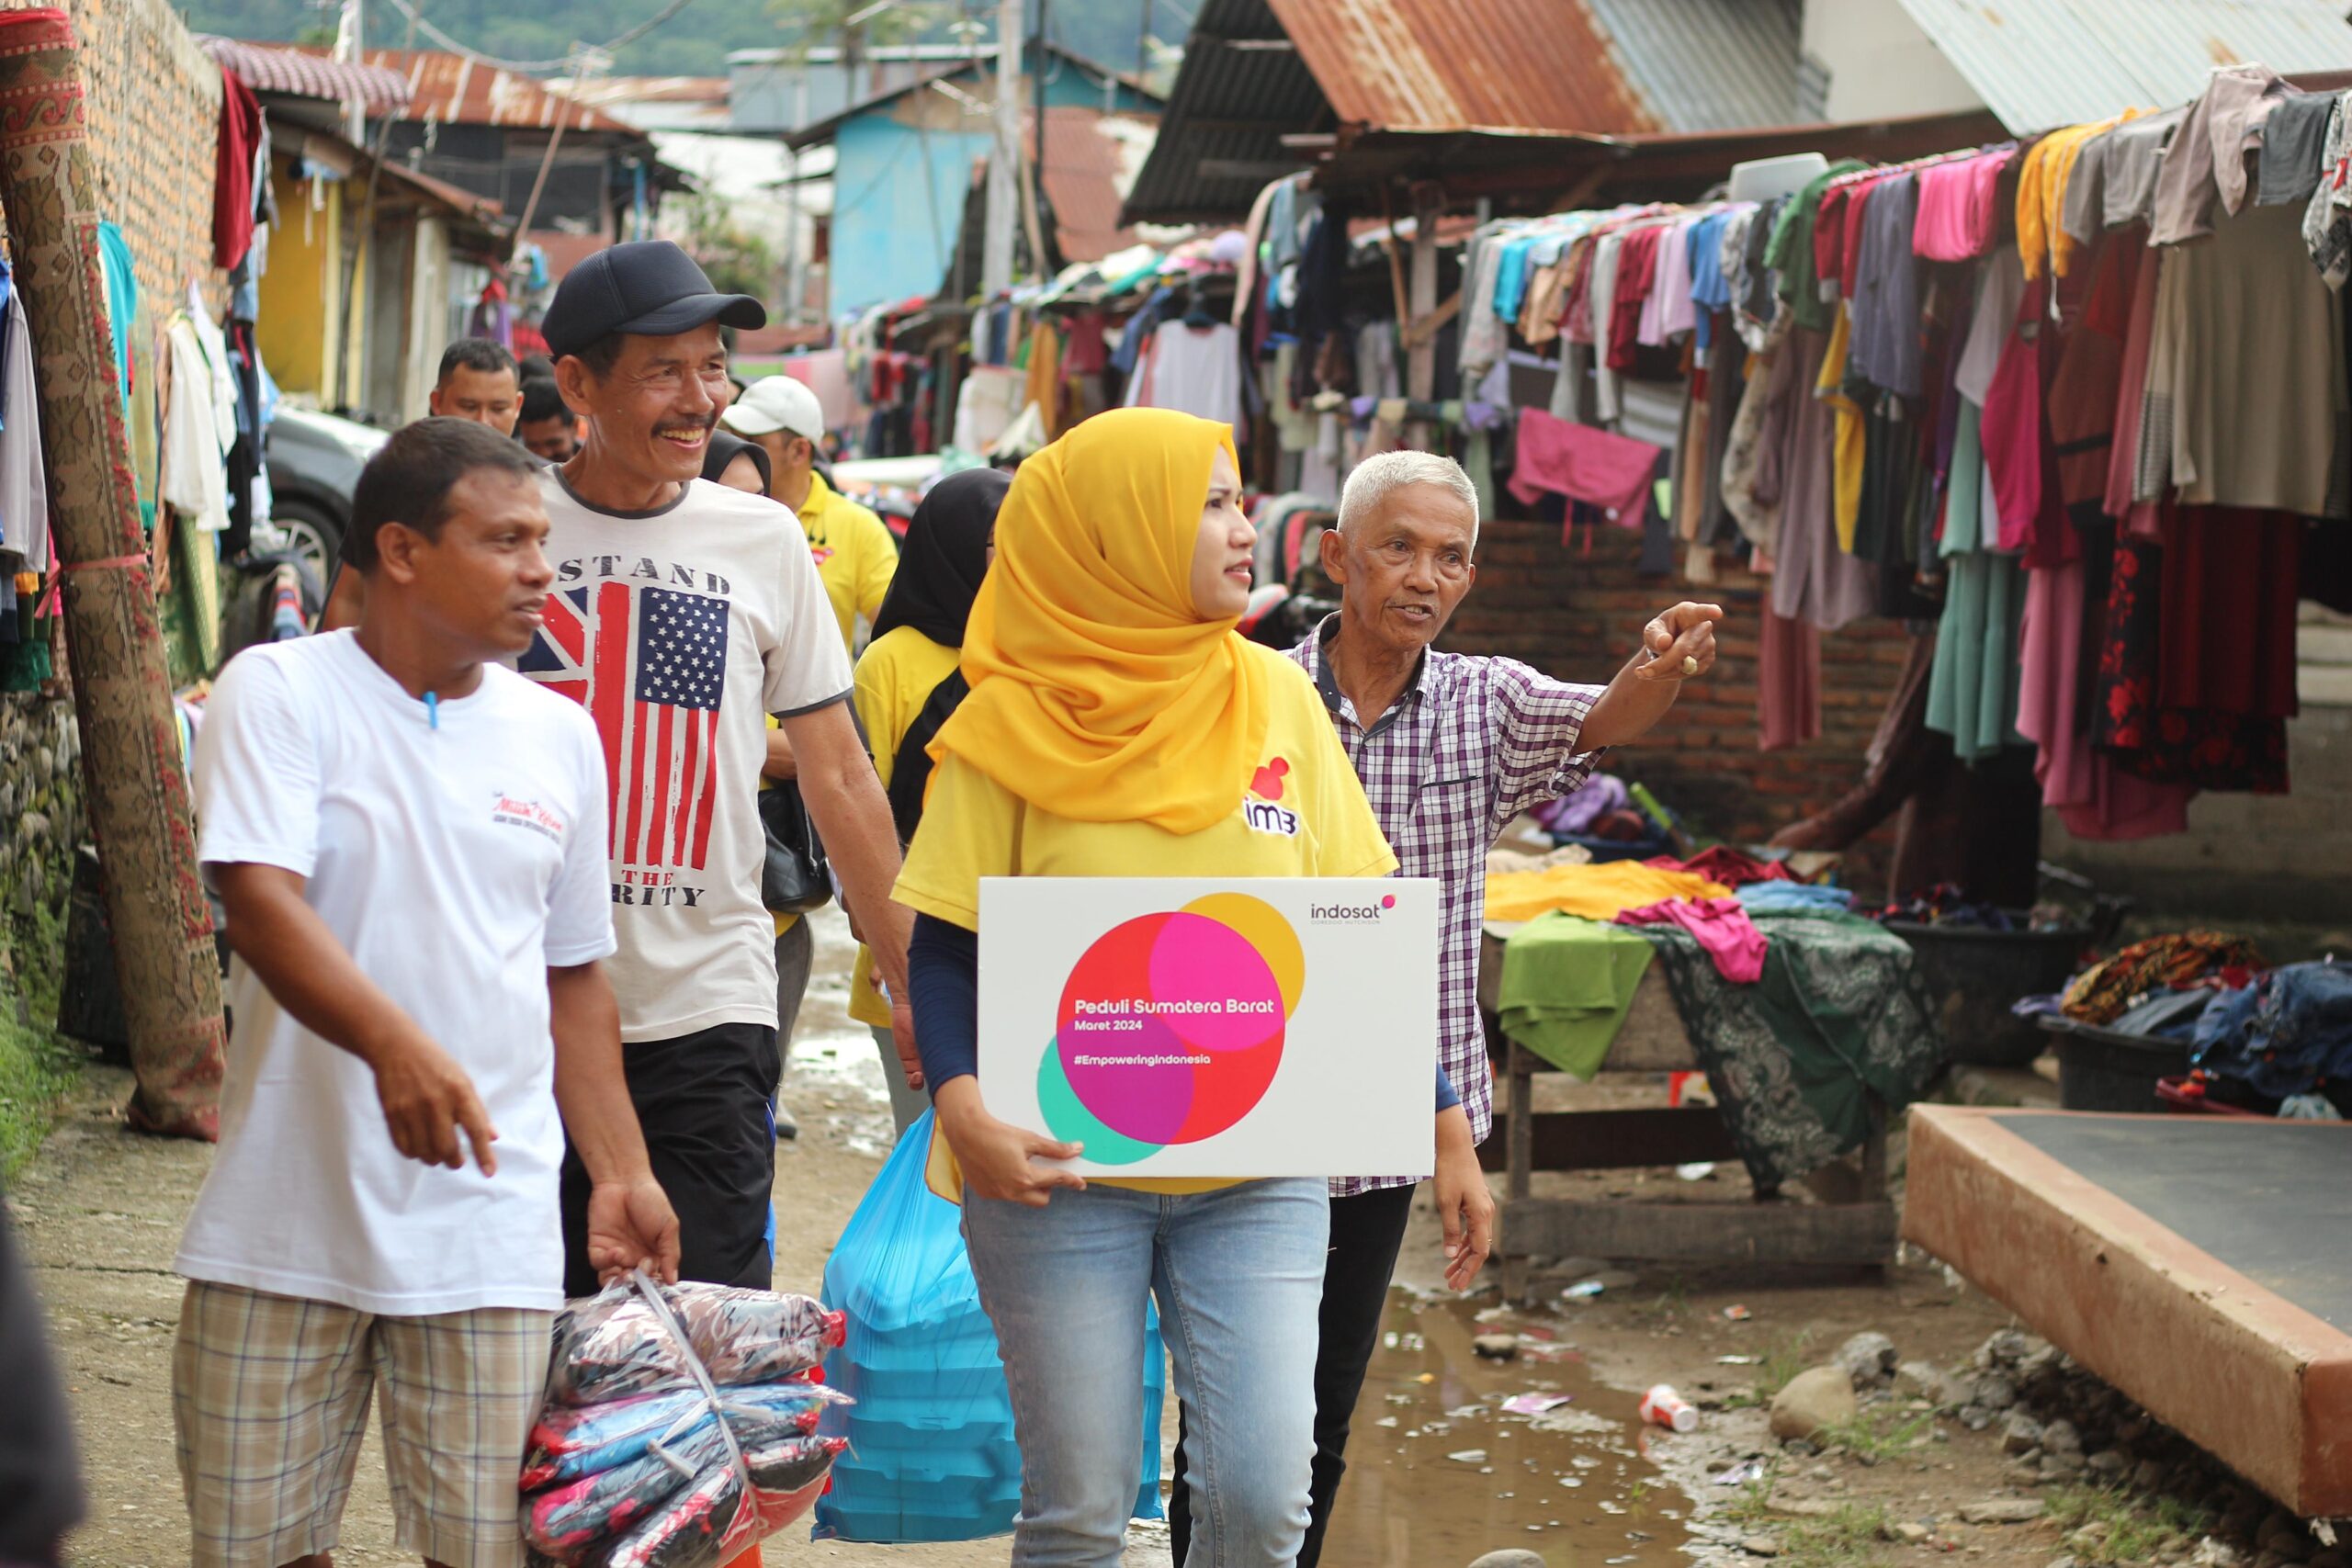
[
  {"xmin": 1442, "ymin": 514, "xmax": 1912, "ymax": 894},
  {"xmin": 0, "ymin": 0, "xmax": 223, "ymax": 926},
  {"xmin": 9, "ymin": 0, "xmax": 225, "ymax": 310}
]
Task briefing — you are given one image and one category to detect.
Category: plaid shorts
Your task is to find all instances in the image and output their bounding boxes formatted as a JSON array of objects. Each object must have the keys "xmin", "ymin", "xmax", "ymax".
[{"xmin": 172, "ymin": 1280, "xmax": 552, "ymax": 1568}]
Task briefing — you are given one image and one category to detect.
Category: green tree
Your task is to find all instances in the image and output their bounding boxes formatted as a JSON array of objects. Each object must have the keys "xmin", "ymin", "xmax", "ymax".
[{"xmin": 680, "ymin": 193, "xmax": 778, "ymax": 305}]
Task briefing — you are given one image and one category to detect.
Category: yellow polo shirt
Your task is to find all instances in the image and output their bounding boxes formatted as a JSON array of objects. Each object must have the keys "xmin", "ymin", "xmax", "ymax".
[
  {"xmin": 894, "ymin": 643, "xmax": 1397, "ymax": 1194},
  {"xmin": 796, "ymin": 472, "xmax": 899, "ymax": 652}
]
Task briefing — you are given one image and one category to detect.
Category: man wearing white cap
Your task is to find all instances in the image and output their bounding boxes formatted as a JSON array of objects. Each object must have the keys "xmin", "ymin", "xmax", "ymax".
[{"xmin": 720, "ymin": 376, "xmax": 899, "ymax": 654}]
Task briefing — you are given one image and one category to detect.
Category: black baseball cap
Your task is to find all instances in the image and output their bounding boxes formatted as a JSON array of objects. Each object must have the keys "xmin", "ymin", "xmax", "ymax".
[{"xmin": 540, "ymin": 241, "xmax": 766, "ymax": 360}]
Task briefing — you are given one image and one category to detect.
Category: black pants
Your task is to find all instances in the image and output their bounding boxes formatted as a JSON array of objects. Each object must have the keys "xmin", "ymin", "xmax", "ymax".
[
  {"xmin": 560, "ymin": 1021, "xmax": 781, "ymax": 1298},
  {"xmin": 1168, "ymin": 1184, "xmax": 1415, "ymax": 1567}
]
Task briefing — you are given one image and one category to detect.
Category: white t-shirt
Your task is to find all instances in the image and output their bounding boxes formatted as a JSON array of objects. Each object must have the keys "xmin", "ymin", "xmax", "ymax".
[
  {"xmin": 180, "ymin": 632, "xmax": 615, "ymax": 1314},
  {"xmin": 1126, "ymin": 320, "xmax": 1243, "ymax": 427},
  {"xmin": 520, "ymin": 470, "xmax": 853, "ymax": 1041}
]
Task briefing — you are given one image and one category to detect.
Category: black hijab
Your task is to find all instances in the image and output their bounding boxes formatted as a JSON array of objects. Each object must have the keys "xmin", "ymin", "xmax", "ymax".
[
  {"xmin": 870, "ymin": 467, "xmax": 1010, "ymax": 647},
  {"xmin": 701, "ymin": 428, "xmax": 773, "ymax": 494}
]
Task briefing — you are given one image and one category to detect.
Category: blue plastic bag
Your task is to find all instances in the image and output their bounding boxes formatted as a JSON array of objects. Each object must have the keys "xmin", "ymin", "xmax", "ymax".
[{"xmin": 812, "ymin": 1111, "xmax": 1165, "ymax": 1542}]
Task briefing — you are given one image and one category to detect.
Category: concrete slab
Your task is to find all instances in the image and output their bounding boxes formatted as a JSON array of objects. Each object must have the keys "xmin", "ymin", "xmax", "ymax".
[{"xmin": 1902, "ymin": 1106, "xmax": 2352, "ymax": 1517}]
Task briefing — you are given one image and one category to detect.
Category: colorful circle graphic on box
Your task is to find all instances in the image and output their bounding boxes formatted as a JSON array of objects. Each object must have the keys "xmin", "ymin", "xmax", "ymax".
[{"xmin": 1038, "ymin": 894, "xmax": 1305, "ymax": 1165}]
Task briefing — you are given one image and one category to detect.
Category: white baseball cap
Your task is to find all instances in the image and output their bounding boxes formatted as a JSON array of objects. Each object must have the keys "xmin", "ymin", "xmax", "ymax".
[{"xmin": 721, "ymin": 375, "xmax": 825, "ymax": 441}]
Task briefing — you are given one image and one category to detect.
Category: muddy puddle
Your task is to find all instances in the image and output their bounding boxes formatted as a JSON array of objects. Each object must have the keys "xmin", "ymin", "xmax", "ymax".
[{"xmin": 1324, "ymin": 1292, "xmax": 1695, "ymax": 1568}]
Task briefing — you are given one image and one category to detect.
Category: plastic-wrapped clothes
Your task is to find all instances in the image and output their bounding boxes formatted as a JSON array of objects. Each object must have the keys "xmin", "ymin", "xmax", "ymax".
[
  {"xmin": 585, "ymin": 1437, "xmax": 846, "ymax": 1568},
  {"xmin": 527, "ymin": 1433, "xmax": 846, "ymax": 1561},
  {"xmin": 523, "ymin": 1383, "xmax": 846, "ymax": 1489},
  {"xmin": 547, "ymin": 1280, "xmax": 847, "ymax": 1405}
]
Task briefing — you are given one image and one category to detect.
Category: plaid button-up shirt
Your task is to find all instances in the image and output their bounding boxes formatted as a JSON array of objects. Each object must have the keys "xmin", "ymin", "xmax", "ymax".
[{"xmin": 1293, "ymin": 617, "xmax": 1606, "ymax": 1199}]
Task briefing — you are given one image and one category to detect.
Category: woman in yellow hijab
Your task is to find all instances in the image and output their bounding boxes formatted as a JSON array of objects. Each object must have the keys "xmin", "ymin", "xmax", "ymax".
[{"xmin": 892, "ymin": 408, "xmax": 1434, "ymax": 1565}]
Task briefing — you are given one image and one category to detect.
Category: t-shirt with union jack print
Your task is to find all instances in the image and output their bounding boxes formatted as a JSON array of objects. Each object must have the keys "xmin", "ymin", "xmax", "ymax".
[{"xmin": 520, "ymin": 470, "xmax": 852, "ymax": 1042}]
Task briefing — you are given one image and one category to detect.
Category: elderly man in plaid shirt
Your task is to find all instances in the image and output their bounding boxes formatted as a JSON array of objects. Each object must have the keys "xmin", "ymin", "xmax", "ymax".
[{"xmin": 1171, "ymin": 449, "xmax": 1723, "ymax": 1567}]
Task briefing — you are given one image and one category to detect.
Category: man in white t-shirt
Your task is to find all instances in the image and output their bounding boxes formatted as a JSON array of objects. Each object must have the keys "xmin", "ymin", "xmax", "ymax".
[
  {"xmin": 527, "ymin": 242, "xmax": 920, "ymax": 1302},
  {"xmin": 179, "ymin": 417, "xmax": 679, "ymax": 1568}
]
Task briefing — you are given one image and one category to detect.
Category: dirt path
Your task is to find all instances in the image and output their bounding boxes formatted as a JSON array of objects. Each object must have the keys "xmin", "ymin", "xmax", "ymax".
[{"xmin": 18, "ymin": 908, "xmax": 2210, "ymax": 1568}]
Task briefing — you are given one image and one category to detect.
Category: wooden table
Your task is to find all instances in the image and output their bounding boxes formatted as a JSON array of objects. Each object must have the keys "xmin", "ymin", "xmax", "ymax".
[{"xmin": 1476, "ymin": 928, "xmax": 1896, "ymax": 1303}]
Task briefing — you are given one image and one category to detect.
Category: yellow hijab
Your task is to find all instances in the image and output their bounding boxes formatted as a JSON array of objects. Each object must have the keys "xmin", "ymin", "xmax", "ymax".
[{"xmin": 932, "ymin": 408, "xmax": 1268, "ymax": 835}]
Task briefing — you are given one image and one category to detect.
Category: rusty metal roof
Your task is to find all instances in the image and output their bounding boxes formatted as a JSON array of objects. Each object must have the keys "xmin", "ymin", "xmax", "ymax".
[
  {"xmin": 1267, "ymin": 0, "xmax": 1657, "ymax": 135},
  {"xmin": 198, "ymin": 36, "xmax": 413, "ymax": 113},
  {"xmin": 347, "ymin": 48, "xmax": 644, "ymax": 134},
  {"xmin": 1262, "ymin": 0, "xmax": 1801, "ymax": 137},
  {"xmin": 1126, "ymin": 0, "xmax": 1806, "ymax": 222}
]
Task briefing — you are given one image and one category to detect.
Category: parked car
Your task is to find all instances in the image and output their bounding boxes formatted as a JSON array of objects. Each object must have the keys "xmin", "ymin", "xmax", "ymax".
[{"xmin": 266, "ymin": 406, "xmax": 387, "ymax": 584}]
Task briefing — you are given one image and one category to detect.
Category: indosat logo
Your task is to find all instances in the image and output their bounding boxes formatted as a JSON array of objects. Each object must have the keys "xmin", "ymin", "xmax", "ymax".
[
  {"xmin": 1041, "ymin": 894, "xmax": 1304, "ymax": 1166},
  {"xmin": 1310, "ymin": 892, "xmax": 1396, "ymax": 925}
]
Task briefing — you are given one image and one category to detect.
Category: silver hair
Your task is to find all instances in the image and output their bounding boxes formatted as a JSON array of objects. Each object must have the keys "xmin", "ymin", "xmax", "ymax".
[{"xmin": 1335, "ymin": 451, "xmax": 1481, "ymax": 545}]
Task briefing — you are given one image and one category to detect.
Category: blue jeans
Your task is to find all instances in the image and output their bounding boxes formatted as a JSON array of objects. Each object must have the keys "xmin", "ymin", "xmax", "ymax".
[{"xmin": 962, "ymin": 1179, "xmax": 1329, "ymax": 1568}]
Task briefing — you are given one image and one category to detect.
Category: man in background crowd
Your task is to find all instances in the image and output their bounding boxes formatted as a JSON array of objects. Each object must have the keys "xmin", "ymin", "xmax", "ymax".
[
  {"xmin": 426, "ymin": 337, "xmax": 523, "ymax": 435},
  {"xmin": 718, "ymin": 375, "xmax": 897, "ymax": 651},
  {"xmin": 517, "ymin": 377, "xmax": 584, "ymax": 464},
  {"xmin": 319, "ymin": 339, "xmax": 526, "ymax": 632}
]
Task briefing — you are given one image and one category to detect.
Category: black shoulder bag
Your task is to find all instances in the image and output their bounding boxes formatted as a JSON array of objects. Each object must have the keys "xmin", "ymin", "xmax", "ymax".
[{"xmin": 760, "ymin": 780, "xmax": 833, "ymax": 914}]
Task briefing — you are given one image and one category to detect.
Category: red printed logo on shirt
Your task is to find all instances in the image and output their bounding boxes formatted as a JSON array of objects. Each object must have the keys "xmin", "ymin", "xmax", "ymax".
[
  {"xmin": 1243, "ymin": 757, "xmax": 1299, "ymax": 837},
  {"xmin": 491, "ymin": 793, "xmax": 568, "ymax": 843},
  {"xmin": 808, "ymin": 544, "xmax": 835, "ymax": 567}
]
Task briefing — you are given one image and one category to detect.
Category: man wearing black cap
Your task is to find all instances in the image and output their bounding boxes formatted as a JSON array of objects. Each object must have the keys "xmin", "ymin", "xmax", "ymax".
[{"xmin": 520, "ymin": 241, "xmax": 921, "ymax": 1303}]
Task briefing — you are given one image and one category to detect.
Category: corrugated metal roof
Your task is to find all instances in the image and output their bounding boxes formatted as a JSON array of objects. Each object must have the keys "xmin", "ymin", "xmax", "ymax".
[
  {"xmin": 1267, "ymin": 0, "xmax": 1656, "ymax": 134},
  {"xmin": 198, "ymin": 36, "xmax": 413, "ymax": 113},
  {"xmin": 339, "ymin": 47, "xmax": 644, "ymax": 134},
  {"xmin": 1891, "ymin": 0, "xmax": 2352, "ymax": 134},
  {"xmin": 1580, "ymin": 0, "xmax": 1803, "ymax": 133},
  {"xmin": 1126, "ymin": 0, "xmax": 1812, "ymax": 222},
  {"xmin": 564, "ymin": 76, "xmax": 729, "ymax": 107},
  {"xmin": 1121, "ymin": 0, "xmax": 1326, "ymax": 224}
]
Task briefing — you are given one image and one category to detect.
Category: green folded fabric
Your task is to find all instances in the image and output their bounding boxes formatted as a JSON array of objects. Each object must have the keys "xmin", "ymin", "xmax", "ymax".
[{"xmin": 1497, "ymin": 912, "xmax": 1655, "ymax": 1079}]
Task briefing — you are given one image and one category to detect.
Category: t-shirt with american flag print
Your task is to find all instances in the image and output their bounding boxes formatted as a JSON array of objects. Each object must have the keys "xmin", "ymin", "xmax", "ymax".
[{"xmin": 519, "ymin": 469, "xmax": 852, "ymax": 1042}]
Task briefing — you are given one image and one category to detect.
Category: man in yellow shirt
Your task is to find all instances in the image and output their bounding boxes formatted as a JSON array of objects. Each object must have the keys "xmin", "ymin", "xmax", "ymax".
[{"xmin": 719, "ymin": 376, "xmax": 898, "ymax": 651}]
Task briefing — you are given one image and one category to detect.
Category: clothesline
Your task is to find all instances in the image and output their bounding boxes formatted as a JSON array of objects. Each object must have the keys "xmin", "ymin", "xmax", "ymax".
[{"xmin": 1825, "ymin": 142, "xmax": 2009, "ymax": 191}]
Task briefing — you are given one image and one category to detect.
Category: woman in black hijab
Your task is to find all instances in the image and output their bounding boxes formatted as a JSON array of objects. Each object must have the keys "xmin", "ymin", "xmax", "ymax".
[
  {"xmin": 844, "ymin": 466, "xmax": 1010, "ymax": 1132},
  {"xmin": 702, "ymin": 427, "xmax": 773, "ymax": 496}
]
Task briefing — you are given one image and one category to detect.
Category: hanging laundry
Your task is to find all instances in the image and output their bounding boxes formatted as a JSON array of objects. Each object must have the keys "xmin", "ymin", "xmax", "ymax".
[
  {"xmin": 164, "ymin": 313, "xmax": 232, "ymax": 535},
  {"xmin": 1508, "ymin": 409, "xmax": 1660, "ymax": 532},
  {"xmin": 0, "ymin": 282, "xmax": 48, "ymax": 570},
  {"xmin": 212, "ymin": 66, "xmax": 263, "ymax": 271},
  {"xmin": 1125, "ymin": 319, "xmax": 1242, "ymax": 426}
]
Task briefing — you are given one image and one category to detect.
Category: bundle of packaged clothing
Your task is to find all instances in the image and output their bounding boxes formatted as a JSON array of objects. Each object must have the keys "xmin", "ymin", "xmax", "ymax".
[
  {"xmin": 1430, "ymin": 62, "xmax": 2351, "ymax": 839},
  {"xmin": 522, "ymin": 1275, "xmax": 851, "ymax": 1568}
]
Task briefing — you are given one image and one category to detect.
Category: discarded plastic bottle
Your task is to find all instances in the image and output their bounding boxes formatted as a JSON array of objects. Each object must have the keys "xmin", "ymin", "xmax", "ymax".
[{"xmin": 1639, "ymin": 1384, "xmax": 1699, "ymax": 1433}]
